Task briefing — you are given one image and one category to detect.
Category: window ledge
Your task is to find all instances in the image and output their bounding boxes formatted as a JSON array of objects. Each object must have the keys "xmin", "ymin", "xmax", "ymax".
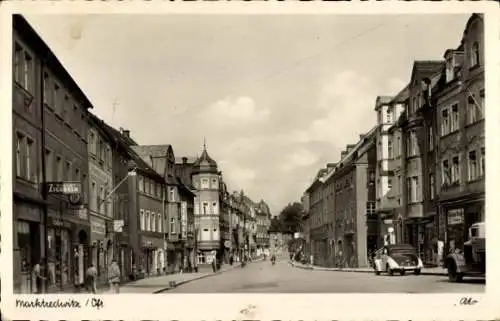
[{"xmin": 464, "ymin": 119, "xmax": 485, "ymax": 129}]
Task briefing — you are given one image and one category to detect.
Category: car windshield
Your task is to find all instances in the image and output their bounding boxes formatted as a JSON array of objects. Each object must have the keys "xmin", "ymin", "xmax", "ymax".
[{"xmin": 387, "ymin": 245, "xmax": 416, "ymax": 255}]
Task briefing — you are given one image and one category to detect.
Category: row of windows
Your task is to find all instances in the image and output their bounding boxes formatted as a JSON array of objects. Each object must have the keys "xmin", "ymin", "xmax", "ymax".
[
  {"xmin": 139, "ymin": 209, "xmax": 176, "ymax": 234},
  {"xmin": 88, "ymin": 130, "xmax": 112, "ymax": 170},
  {"xmin": 138, "ymin": 175, "xmax": 177, "ymax": 201},
  {"xmin": 194, "ymin": 177, "xmax": 219, "ymax": 190},
  {"xmin": 441, "ymin": 147, "xmax": 485, "ymax": 186},
  {"xmin": 194, "ymin": 200, "xmax": 219, "ymax": 215},
  {"xmin": 440, "ymin": 92, "xmax": 484, "ymax": 137},
  {"xmin": 89, "ymin": 180, "xmax": 111, "ymax": 217}
]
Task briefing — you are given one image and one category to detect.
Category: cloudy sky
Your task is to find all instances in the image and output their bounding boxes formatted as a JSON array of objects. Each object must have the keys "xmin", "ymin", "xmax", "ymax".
[{"xmin": 25, "ymin": 13, "xmax": 470, "ymax": 215}]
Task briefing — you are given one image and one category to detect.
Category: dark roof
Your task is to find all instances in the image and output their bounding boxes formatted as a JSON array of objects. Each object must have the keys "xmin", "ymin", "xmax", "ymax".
[
  {"xmin": 411, "ymin": 60, "xmax": 445, "ymax": 84},
  {"xmin": 133, "ymin": 145, "xmax": 173, "ymax": 158},
  {"xmin": 192, "ymin": 146, "xmax": 218, "ymax": 174},
  {"xmin": 14, "ymin": 15, "xmax": 93, "ymax": 110},
  {"xmin": 374, "ymin": 96, "xmax": 394, "ymax": 110},
  {"xmin": 390, "ymin": 84, "xmax": 410, "ymax": 104}
]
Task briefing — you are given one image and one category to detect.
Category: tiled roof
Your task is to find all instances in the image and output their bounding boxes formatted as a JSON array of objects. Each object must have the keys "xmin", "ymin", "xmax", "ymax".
[
  {"xmin": 391, "ymin": 84, "xmax": 410, "ymax": 103},
  {"xmin": 412, "ymin": 60, "xmax": 445, "ymax": 82}
]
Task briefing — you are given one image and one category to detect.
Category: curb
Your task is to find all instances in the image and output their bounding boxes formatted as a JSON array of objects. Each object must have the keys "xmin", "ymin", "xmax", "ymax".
[
  {"xmin": 154, "ymin": 261, "xmax": 252, "ymax": 293},
  {"xmin": 290, "ymin": 261, "xmax": 447, "ymax": 276}
]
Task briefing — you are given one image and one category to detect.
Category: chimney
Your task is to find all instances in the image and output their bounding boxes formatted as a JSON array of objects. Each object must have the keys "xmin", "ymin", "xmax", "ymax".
[
  {"xmin": 326, "ymin": 163, "xmax": 337, "ymax": 169},
  {"xmin": 182, "ymin": 157, "xmax": 188, "ymax": 164},
  {"xmin": 122, "ymin": 129, "xmax": 130, "ymax": 138},
  {"xmin": 346, "ymin": 144, "xmax": 356, "ymax": 153}
]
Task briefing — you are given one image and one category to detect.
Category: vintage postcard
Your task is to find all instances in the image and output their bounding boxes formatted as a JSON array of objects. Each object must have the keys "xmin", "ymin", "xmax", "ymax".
[{"xmin": 0, "ymin": 1, "xmax": 499, "ymax": 320}]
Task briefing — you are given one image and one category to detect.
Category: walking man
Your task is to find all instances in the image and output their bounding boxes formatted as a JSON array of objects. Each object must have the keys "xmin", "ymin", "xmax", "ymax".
[
  {"xmin": 108, "ymin": 260, "xmax": 121, "ymax": 294},
  {"xmin": 86, "ymin": 264, "xmax": 98, "ymax": 294},
  {"xmin": 32, "ymin": 258, "xmax": 46, "ymax": 294}
]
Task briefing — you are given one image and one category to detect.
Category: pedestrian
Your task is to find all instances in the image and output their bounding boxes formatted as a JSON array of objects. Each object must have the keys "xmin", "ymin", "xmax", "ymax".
[
  {"xmin": 32, "ymin": 259, "xmax": 46, "ymax": 294},
  {"xmin": 229, "ymin": 255, "xmax": 234, "ymax": 266},
  {"xmin": 211, "ymin": 257, "xmax": 217, "ymax": 272},
  {"xmin": 86, "ymin": 264, "xmax": 98, "ymax": 294},
  {"xmin": 107, "ymin": 260, "xmax": 121, "ymax": 294}
]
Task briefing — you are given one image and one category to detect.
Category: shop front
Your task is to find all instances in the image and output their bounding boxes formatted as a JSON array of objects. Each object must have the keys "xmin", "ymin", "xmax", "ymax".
[
  {"xmin": 46, "ymin": 212, "xmax": 90, "ymax": 291},
  {"xmin": 444, "ymin": 202, "xmax": 484, "ymax": 254},
  {"xmin": 140, "ymin": 235, "xmax": 164, "ymax": 277},
  {"xmin": 13, "ymin": 200, "xmax": 43, "ymax": 294},
  {"xmin": 89, "ymin": 215, "xmax": 109, "ymax": 285}
]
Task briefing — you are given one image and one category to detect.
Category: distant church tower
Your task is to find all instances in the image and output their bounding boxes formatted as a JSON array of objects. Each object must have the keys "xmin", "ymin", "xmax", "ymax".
[{"xmin": 191, "ymin": 140, "xmax": 220, "ymax": 265}]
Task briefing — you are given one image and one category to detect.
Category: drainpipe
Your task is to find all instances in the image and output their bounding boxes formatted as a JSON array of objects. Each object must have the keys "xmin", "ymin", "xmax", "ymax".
[{"xmin": 40, "ymin": 59, "xmax": 49, "ymax": 293}]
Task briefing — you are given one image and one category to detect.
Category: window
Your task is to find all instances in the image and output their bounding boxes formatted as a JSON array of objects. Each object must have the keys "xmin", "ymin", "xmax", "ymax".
[
  {"xmin": 170, "ymin": 217, "xmax": 176, "ymax": 233},
  {"xmin": 91, "ymin": 182, "xmax": 97, "ymax": 211},
  {"xmin": 386, "ymin": 108, "xmax": 392, "ymax": 123},
  {"xmin": 140, "ymin": 209, "xmax": 145, "ymax": 231},
  {"xmin": 212, "ymin": 202, "xmax": 217, "ymax": 214},
  {"xmin": 428, "ymin": 126, "xmax": 434, "ymax": 151},
  {"xmin": 157, "ymin": 214, "xmax": 162, "ymax": 233},
  {"xmin": 156, "ymin": 184, "xmax": 161, "ymax": 198},
  {"xmin": 53, "ymin": 83, "xmax": 60, "ymax": 113},
  {"xmin": 62, "ymin": 94, "xmax": 69, "ymax": 122},
  {"xmin": 16, "ymin": 133, "xmax": 23, "ymax": 177},
  {"xmin": 407, "ymin": 176, "xmax": 419, "ymax": 203},
  {"xmin": 149, "ymin": 181, "xmax": 154, "ymax": 195},
  {"xmin": 407, "ymin": 130, "xmax": 418, "ymax": 156},
  {"xmin": 74, "ymin": 168, "xmax": 81, "ymax": 183},
  {"xmin": 388, "ymin": 178, "xmax": 392, "ymax": 189},
  {"xmin": 450, "ymin": 104, "xmax": 459, "ymax": 132},
  {"xmin": 151, "ymin": 213, "xmax": 156, "ymax": 232},
  {"xmin": 13, "ymin": 43, "xmax": 34, "ymax": 93},
  {"xmin": 430, "ymin": 174, "xmax": 435, "ymax": 200},
  {"xmin": 202, "ymin": 202, "xmax": 208, "ymax": 215},
  {"xmin": 441, "ymin": 109, "xmax": 450, "ymax": 136},
  {"xmin": 145, "ymin": 178, "xmax": 150, "ymax": 194},
  {"xmin": 480, "ymin": 147, "xmax": 485, "ymax": 177},
  {"xmin": 451, "ymin": 156, "xmax": 460, "ymax": 184},
  {"xmin": 138, "ymin": 176, "xmax": 144, "ymax": 192},
  {"xmin": 145, "ymin": 211, "xmax": 150, "ymax": 231},
  {"xmin": 471, "ymin": 42, "xmax": 480, "ymax": 67},
  {"xmin": 388, "ymin": 140, "xmax": 393, "ymax": 159},
  {"xmin": 396, "ymin": 136, "xmax": 401, "ymax": 157},
  {"xmin": 56, "ymin": 156, "xmax": 63, "ymax": 181},
  {"xmin": 45, "ymin": 149, "xmax": 53, "ymax": 181},
  {"xmin": 468, "ymin": 151, "xmax": 478, "ymax": 181},
  {"xmin": 65, "ymin": 161, "xmax": 71, "ymax": 181},
  {"xmin": 43, "ymin": 72, "xmax": 51, "ymax": 105},
  {"xmin": 201, "ymin": 178, "xmax": 209, "ymax": 189},
  {"xmin": 151, "ymin": 183, "xmax": 156, "ymax": 197},
  {"xmin": 170, "ymin": 188, "xmax": 175, "ymax": 202}
]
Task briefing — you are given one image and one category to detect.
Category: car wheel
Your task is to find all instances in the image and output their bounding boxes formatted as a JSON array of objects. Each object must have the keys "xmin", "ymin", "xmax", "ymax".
[
  {"xmin": 447, "ymin": 262, "xmax": 463, "ymax": 282},
  {"xmin": 386, "ymin": 264, "xmax": 393, "ymax": 276},
  {"xmin": 400, "ymin": 270, "xmax": 405, "ymax": 276},
  {"xmin": 414, "ymin": 269, "xmax": 421, "ymax": 275}
]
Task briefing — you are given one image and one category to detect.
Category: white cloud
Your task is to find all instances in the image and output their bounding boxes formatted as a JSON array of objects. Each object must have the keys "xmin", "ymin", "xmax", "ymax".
[
  {"xmin": 281, "ymin": 148, "xmax": 319, "ymax": 172},
  {"xmin": 200, "ymin": 96, "xmax": 270, "ymax": 124}
]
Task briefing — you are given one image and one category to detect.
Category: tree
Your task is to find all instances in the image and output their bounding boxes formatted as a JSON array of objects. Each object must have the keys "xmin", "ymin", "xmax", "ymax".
[
  {"xmin": 278, "ymin": 202, "xmax": 304, "ymax": 234},
  {"xmin": 268, "ymin": 217, "xmax": 283, "ymax": 233}
]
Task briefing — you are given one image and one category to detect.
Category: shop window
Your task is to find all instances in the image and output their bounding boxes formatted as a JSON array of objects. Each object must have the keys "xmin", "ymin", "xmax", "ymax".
[{"xmin": 197, "ymin": 253, "xmax": 205, "ymax": 264}]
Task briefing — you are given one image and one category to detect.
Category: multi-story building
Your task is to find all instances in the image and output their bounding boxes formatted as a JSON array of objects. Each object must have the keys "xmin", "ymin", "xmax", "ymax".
[
  {"xmin": 399, "ymin": 60, "xmax": 444, "ymax": 262},
  {"xmin": 374, "ymin": 95, "xmax": 405, "ymax": 248},
  {"xmin": 13, "ymin": 15, "xmax": 92, "ymax": 293},
  {"xmin": 87, "ymin": 113, "xmax": 114, "ymax": 285},
  {"xmin": 219, "ymin": 182, "xmax": 231, "ymax": 263},
  {"xmin": 305, "ymin": 167, "xmax": 336, "ymax": 266},
  {"xmin": 322, "ymin": 127, "xmax": 377, "ymax": 268},
  {"xmin": 384, "ymin": 86, "xmax": 410, "ymax": 246},
  {"xmin": 191, "ymin": 145, "xmax": 221, "ymax": 266},
  {"xmin": 99, "ymin": 125, "xmax": 137, "ymax": 281},
  {"xmin": 131, "ymin": 144, "xmax": 189, "ymax": 273},
  {"xmin": 435, "ymin": 14, "xmax": 484, "ymax": 255},
  {"xmin": 256, "ymin": 200, "xmax": 271, "ymax": 252}
]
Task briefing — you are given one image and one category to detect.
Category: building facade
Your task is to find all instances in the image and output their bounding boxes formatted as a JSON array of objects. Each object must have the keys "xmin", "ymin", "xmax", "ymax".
[
  {"xmin": 87, "ymin": 113, "xmax": 114, "ymax": 286},
  {"xmin": 435, "ymin": 14, "xmax": 485, "ymax": 255},
  {"xmin": 13, "ymin": 16, "xmax": 92, "ymax": 293},
  {"xmin": 191, "ymin": 145, "xmax": 221, "ymax": 266}
]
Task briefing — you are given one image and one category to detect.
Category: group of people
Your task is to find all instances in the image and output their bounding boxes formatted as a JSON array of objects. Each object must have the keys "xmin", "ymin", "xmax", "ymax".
[{"xmin": 31, "ymin": 258, "xmax": 122, "ymax": 294}]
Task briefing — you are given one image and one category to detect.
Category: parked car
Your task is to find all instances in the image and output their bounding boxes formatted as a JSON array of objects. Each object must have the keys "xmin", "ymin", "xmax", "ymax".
[
  {"xmin": 374, "ymin": 244, "xmax": 424, "ymax": 276},
  {"xmin": 445, "ymin": 222, "xmax": 485, "ymax": 282}
]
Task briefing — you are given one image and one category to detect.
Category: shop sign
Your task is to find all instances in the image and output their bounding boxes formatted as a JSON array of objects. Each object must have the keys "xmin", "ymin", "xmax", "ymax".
[
  {"xmin": 447, "ymin": 208, "xmax": 464, "ymax": 225},
  {"xmin": 90, "ymin": 217, "xmax": 106, "ymax": 236},
  {"xmin": 70, "ymin": 207, "xmax": 88, "ymax": 221},
  {"xmin": 113, "ymin": 220, "xmax": 124, "ymax": 232},
  {"xmin": 384, "ymin": 219, "xmax": 393, "ymax": 224},
  {"xmin": 49, "ymin": 216, "xmax": 72, "ymax": 229},
  {"xmin": 224, "ymin": 240, "xmax": 231, "ymax": 248},
  {"xmin": 46, "ymin": 182, "xmax": 81, "ymax": 195}
]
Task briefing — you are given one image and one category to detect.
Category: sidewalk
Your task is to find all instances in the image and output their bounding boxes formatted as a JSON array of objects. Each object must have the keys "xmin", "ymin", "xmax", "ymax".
[
  {"xmin": 290, "ymin": 261, "xmax": 447, "ymax": 276},
  {"xmin": 112, "ymin": 261, "xmax": 249, "ymax": 294}
]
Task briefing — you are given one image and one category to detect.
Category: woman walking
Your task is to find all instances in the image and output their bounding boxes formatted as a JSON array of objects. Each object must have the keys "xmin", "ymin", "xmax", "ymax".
[{"xmin": 107, "ymin": 260, "xmax": 121, "ymax": 294}]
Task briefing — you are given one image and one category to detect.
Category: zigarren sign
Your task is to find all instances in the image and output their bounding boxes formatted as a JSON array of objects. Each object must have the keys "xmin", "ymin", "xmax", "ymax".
[{"xmin": 46, "ymin": 182, "xmax": 81, "ymax": 195}]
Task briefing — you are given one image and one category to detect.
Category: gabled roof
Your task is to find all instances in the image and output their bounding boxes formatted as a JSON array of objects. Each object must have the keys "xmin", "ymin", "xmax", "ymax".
[
  {"xmin": 390, "ymin": 84, "xmax": 410, "ymax": 104},
  {"xmin": 192, "ymin": 146, "xmax": 218, "ymax": 174},
  {"xmin": 374, "ymin": 95, "xmax": 394, "ymax": 111},
  {"xmin": 410, "ymin": 60, "xmax": 445, "ymax": 85}
]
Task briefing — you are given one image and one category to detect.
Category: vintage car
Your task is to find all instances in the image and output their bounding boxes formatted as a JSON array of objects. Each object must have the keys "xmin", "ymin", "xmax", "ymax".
[
  {"xmin": 445, "ymin": 222, "xmax": 485, "ymax": 282},
  {"xmin": 374, "ymin": 244, "xmax": 424, "ymax": 276}
]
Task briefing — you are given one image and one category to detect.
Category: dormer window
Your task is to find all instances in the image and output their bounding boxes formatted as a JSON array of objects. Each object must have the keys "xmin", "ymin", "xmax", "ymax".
[
  {"xmin": 470, "ymin": 42, "xmax": 480, "ymax": 68},
  {"xmin": 445, "ymin": 55, "xmax": 454, "ymax": 83}
]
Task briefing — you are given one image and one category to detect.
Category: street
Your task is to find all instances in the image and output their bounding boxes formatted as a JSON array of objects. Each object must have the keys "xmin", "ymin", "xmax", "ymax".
[{"xmin": 167, "ymin": 259, "xmax": 485, "ymax": 293}]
